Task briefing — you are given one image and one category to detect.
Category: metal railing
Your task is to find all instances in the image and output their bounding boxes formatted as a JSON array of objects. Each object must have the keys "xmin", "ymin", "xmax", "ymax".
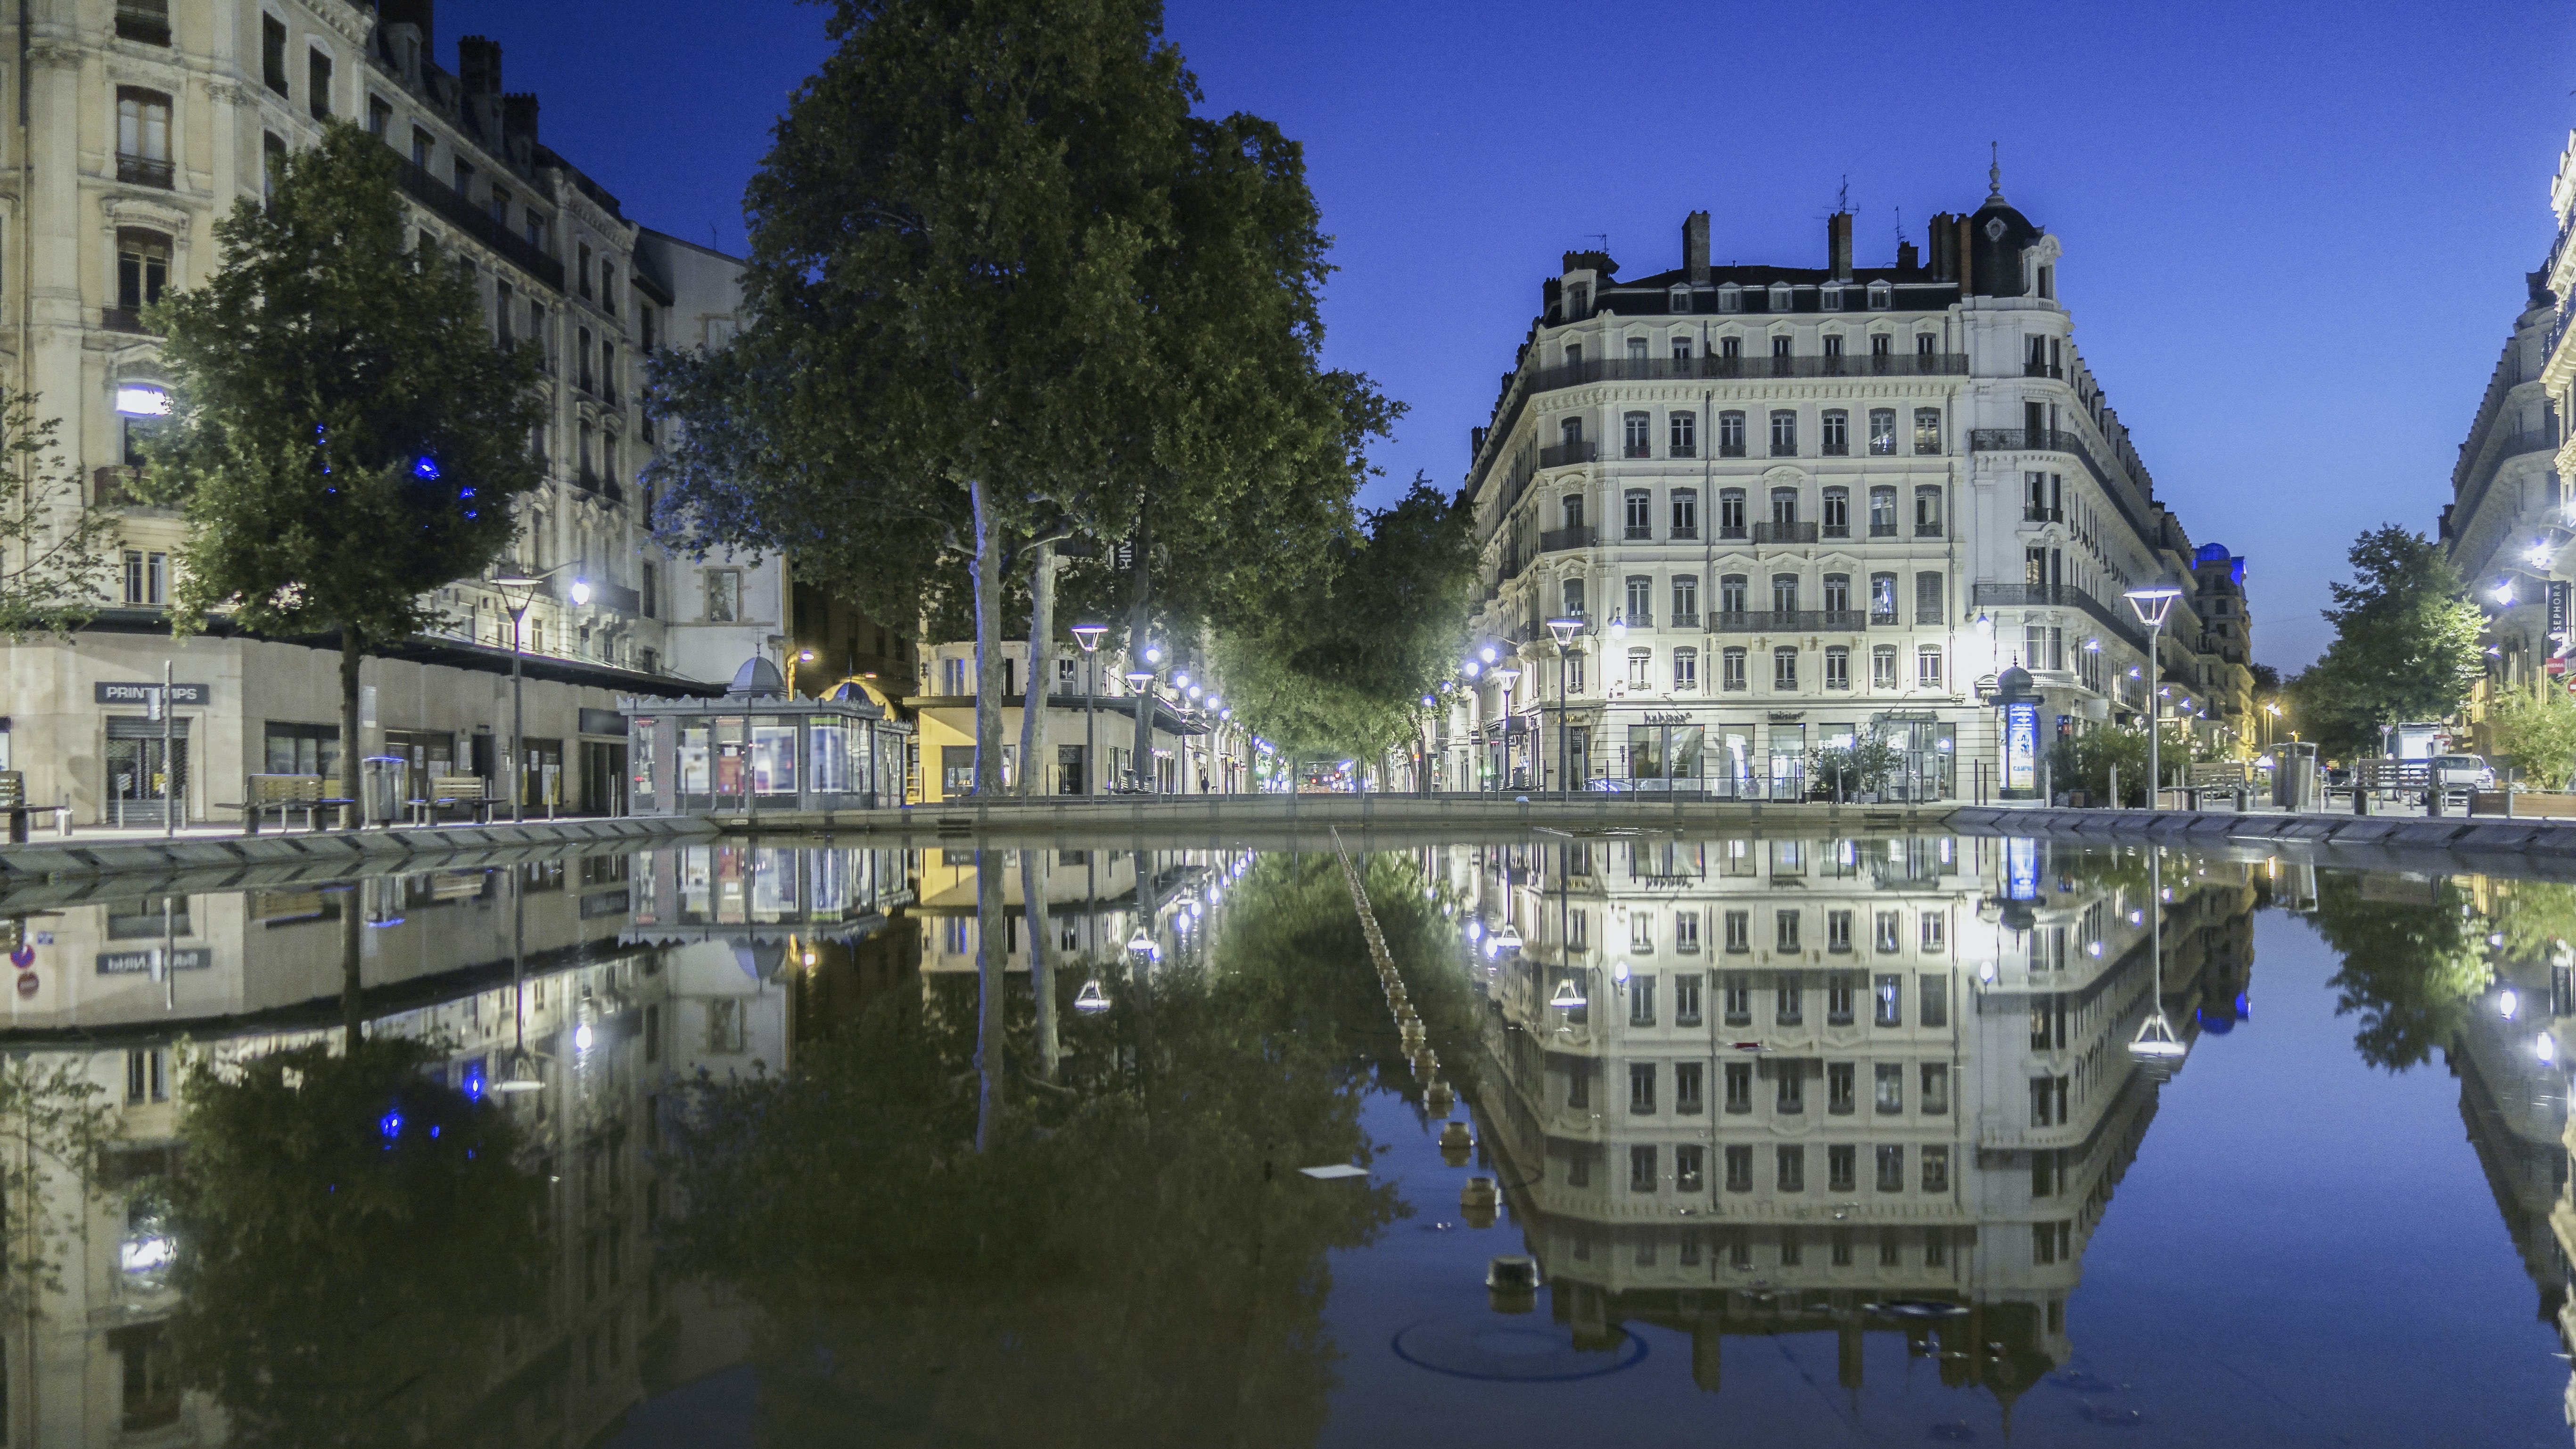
[
  {"xmin": 100, "ymin": 307, "xmax": 156, "ymax": 335},
  {"xmin": 1538, "ymin": 439, "xmax": 1596, "ymax": 469},
  {"xmin": 393, "ymin": 156, "xmax": 566, "ymax": 292},
  {"xmin": 1539, "ymin": 525, "xmax": 1596, "ymax": 553},
  {"xmin": 2022, "ymin": 506, "xmax": 2063, "ymax": 523},
  {"xmin": 1968, "ymin": 428, "xmax": 2157, "ymax": 543},
  {"xmin": 1970, "ymin": 583, "xmax": 2149, "ymax": 651},
  {"xmin": 1752, "ymin": 521, "xmax": 1818, "ymax": 544},
  {"xmin": 1708, "ymin": 610, "xmax": 1872, "ymax": 633},
  {"xmin": 1526, "ymin": 352, "xmax": 1968, "ymax": 395},
  {"xmin": 115, "ymin": 1, "xmax": 170, "ymax": 43},
  {"xmin": 116, "ymin": 154, "xmax": 173, "ymax": 189}
]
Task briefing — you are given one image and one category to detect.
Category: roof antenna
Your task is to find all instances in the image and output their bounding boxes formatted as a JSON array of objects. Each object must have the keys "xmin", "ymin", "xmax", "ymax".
[
  {"xmin": 1988, "ymin": 142, "xmax": 2004, "ymax": 202},
  {"xmin": 1836, "ymin": 174, "xmax": 1849, "ymax": 214}
]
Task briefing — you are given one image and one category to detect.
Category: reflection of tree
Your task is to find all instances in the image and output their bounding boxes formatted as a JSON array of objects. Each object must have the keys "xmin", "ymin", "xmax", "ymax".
[
  {"xmin": 661, "ymin": 851, "xmax": 1412, "ymax": 1448},
  {"xmin": 166, "ymin": 1039, "xmax": 547, "ymax": 1445},
  {"xmin": 0, "ymin": 1057, "xmax": 117, "ymax": 1310},
  {"xmin": 2485, "ymin": 879, "xmax": 2576, "ymax": 964},
  {"xmin": 2310, "ymin": 873, "xmax": 2489, "ymax": 1070}
]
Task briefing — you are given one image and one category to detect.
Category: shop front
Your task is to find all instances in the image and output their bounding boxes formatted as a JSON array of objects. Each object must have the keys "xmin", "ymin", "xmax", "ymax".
[{"xmin": 623, "ymin": 695, "xmax": 913, "ymax": 817}]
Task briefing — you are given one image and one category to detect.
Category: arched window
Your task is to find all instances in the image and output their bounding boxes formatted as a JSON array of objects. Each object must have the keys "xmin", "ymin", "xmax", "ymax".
[
  {"xmin": 115, "ymin": 229, "xmax": 171, "ymax": 318},
  {"xmin": 1821, "ymin": 574, "xmax": 1851, "ymax": 614},
  {"xmin": 1772, "ymin": 647, "xmax": 1799, "ymax": 690},
  {"xmin": 1769, "ymin": 487, "xmax": 1799, "ymax": 526},
  {"xmin": 1719, "ymin": 574, "xmax": 1748, "ymax": 615},
  {"xmin": 1770, "ymin": 573, "xmax": 1800, "ymax": 614},
  {"xmin": 1768, "ymin": 410, "xmax": 1797, "ymax": 456}
]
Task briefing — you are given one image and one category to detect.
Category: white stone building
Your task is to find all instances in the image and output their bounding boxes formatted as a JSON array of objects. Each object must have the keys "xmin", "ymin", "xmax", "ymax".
[
  {"xmin": 0, "ymin": 0, "xmax": 804, "ymax": 822},
  {"xmin": 1455, "ymin": 176, "xmax": 2249, "ymax": 798}
]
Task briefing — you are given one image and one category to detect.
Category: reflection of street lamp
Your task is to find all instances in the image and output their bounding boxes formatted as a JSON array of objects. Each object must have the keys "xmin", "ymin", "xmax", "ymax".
[
  {"xmin": 2129, "ymin": 848, "xmax": 2187, "ymax": 1070},
  {"xmin": 1072, "ymin": 624, "xmax": 1107, "ymax": 796},
  {"xmin": 491, "ymin": 562, "xmax": 590, "ymax": 823},
  {"xmin": 2124, "ymin": 578, "xmax": 2183, "ymax": 808},
  {"xmin": 1123, "ymin": 663, "xmax": 1157, "ymax": 793},
  {"xmin": 1491, "ymin": 666, "xmax": 1522, "ymax": 790},
  {"xmin": 1547, "ymin": 617, "xmax": 1584, "ymax": 795}
]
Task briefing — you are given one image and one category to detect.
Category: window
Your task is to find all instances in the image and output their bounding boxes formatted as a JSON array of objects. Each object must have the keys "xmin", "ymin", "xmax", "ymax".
[
  {"xmin": 1769, "ymin": 409, "xmax": 1797, "ymax": 456},
  {"xmin": 263, "ymin": 15, "xmax": 288, "ymax": 95},
  {"xmin": 1723, "ymin": 909, "xmax": 1749, "ymax": 952},
  {"xmin": 1917, "ymin": 646, "xmax": 1943, "ymax": 688},
  {"xmin": 1718, "ymin": 411, "xmax": 1745, "ymax": 456},
  {"xmin": 1670, "ymin": 411, "xmax": 1696, "ymax": 457},
  {"xmin": 1913, "ymin": 407, "xmax": 1942, "ymax": 454},
  {"xmin": 1775, "ymin": 908, "xmax": 1800, "ymax": 952},
  {"xmin": 1824, "ymin": 646, "xmax": 1850, "ymax": 690},
  {"xmin": 1630, "ymin": 909, "xmax": 1655, "ymax": 955},
  {"xmin": 1778, "ymin": 1064, "xmax": 1805, "ymax": 1113},
  {"xmin": 2030, "ymin": 1074, "xmax": 2068, "ymax": 1127},
  {"xmin": 308, "ymin": 48, "xmax": 332, "ymax": 119},
  {"xmin": 115, "ymin": 88, "xmax": 173, "ymax": 187},
  {"xmin": 1718, "ymin": 487, "xmax": 1746, "ymax": 536},
  {"xmin": 116, "ymin": 229, "xmax": 170, "ymax": 314},
  {"xmin": 1820, "ymin": 409, "xmax": 1849, "ymax": 456},
  {"xmin": 1721, "ymin": 647, "xmax": 1746, "ymax": 691},
  {"xmin": 263, "ymin": 131, "xmax": 287, "ymax": 199},
  {"xmin": 1772, "ymin": 646, "xmax": 1798, "ymax": 690},
  {"xmin": 1718, "ymin": 284, "xmax": 1741, "ymax": 312},
  {"xmin": 1671, "ymin": 575, "xmax": 1699, "ymax": 626},
  {"xmin": 1676, "ymin": 1144, "xmax": 1706, "ymax": 1194},
  {"xmin": 1626, "ymin": 649, "xmax": 1651, "ymax": 689},
  {"xmin": 1920, "ymin": 912, "xmax": 1945, "ymax": 951},
  {"xmin": 1623, "ymin": 411, "xmax": 1651, "ymax": 459},
  {"xmin": 1872, "ymin": 645, "xmax": 1898, "ymax": 688},
  {"xmin": 1723, "ymin": 1062, "xmax": 1752, "ymax": 1114},
  {"xmin": 1674, "ymin": 966, "xmax": 1702, "ymax": 1014},
  {"xmin": 1915, "ymin": 485, "xmax": 1944, "ymax": 537},
  {"xmin": 1828, "ymin": 1143, "xmax": 1858, "ymax": 1193},
  {"xmin": 367, "ymin": 94, "xmax": 391, "ymax": 136},
  {"xmin": 1676, "ymin": 1061, "xmax": 1704, "ymax": 1113},
  {"xmin": 1769, "ymin": 572, "xmax": 1798, "ymax": 612},
  {"xmin": 1625, "ymin": 336, "xmax": 1647, "ymax": 362},
  {"xmin": 1874, "ymin": 910, "xmax": 1901, "ymax": 954},
  {"xmin": 1671, "ymin": 647, "xmax": 1697, "ymax": 692},
  {"xmin": 704, "ymin": 569, "xmax": 741, "ymax": 623},
  {"xmin": 640, "ymin": 562, "xmax": 658, "ymax": 619},
  {"xmin": 116, "ymin": 0, "xmax": 170, "ymax": 44},
  {"xmin": 1861, "ymin": 491, "xmax": 1893, "ymax": 544},
  {"xmin": 2033, "ymin": 1220, "xmax": 2072, "ymax": 1265},
  {"xmin": 1872, "ymin": 1062, "xmax": 1906, "ymax": 1114},
  {"xmin": 1921, "ymin": 1062, "xmax": 1951, "ymax": 1115},
  {"xmin": 1720, "ymin": 973, "xmax": 1748, "ymax": 1023},
  {"xmin": 1769, "ymin": 283, "xmax": 1792, "ymax": 311},
  {"xmin": 1922, "ymin": 1145, "xmax": 1951, "ymax": 1194},
  {"xmin": 1621, "ymin": 487, "xmax": 1654, "ymax": 540},
  {"xmin": 1624, "ymin": 574, "xmax": 1653, "ymax": 624},
  {"xmin": 1828, "ymin": 976, "xmax": 1857, "ymax": 1026},
  {"xmin": 412, "ymin": 125, "xmax": 434, "ymax": 169},
  {"xmin": 121, "ymin": 548, "xmax": 167, "ymax": 605},
  {"xmin": 1874, "ymin": 973, "xmax": 1903, "ymax": 1026},
  {"xmin": 1868, "ymin": 280, "xmax": 1892, "ymax": 310},
  {"xmin": 1560, "ymin": 576, "xmax": 1586, "ymax": 619},
  {"xmin": 1916, "ymin": 571, "xmax": 1944, "ymax": 624},
  {"xmin": 125, "ymin": 1047, "xmax": 167, "ymax": 1103},
  {"xmin": 1920, "ymin": 974, "xmax": 1949, "ymax": 1028},
  {"xmin": 1776, "ymin": 974, "xmax": 1803, "ymax": 1024},
  {"xmin": 1876, "ymin": 1144, "xmax": 1906, "ymax": 1193},
  {"xmin": 1629, "ymin": 1063, "xmax": 1656, "ymax": 1115},
  {"xmin": 578, "ymin": 244, "xmax": 595, "ymax": 299},
  {"xmin": 1864, "ymin": 408, "xmax": 1897, "ymax": 458},
  {"xmin": 1630, "ymin": 1144, "xmax": 1657, "ymax": 1192},
  {"xmin": 1822, "ymin": 486, "xmax": 1850, "ymax": 538},
  {"xmin": 1724, "ymin": 1144, "xmax": 1753, "ymax": 1193},
  {"xmin": 1670, "ymin": 488, "xmax": 1698, "ymax": 539},
  {"xmin": 1778, "ymin": 1145, "xmax": 1806, "ymax": 1191}
]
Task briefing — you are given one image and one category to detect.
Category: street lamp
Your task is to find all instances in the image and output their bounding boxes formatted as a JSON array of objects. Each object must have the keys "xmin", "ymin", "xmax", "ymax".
[
  {"xmin": 1547, "ymin": 617, "xmax": 1584, "ymax": 796},
  {"xmin": 2124, "ymin": 578, "xmax": 2184, "ymax": 809},
  {"xmin": 1123, "ymin": 662, "xmax": 1157, "ymax": 794},
  {"xmin": 1491, "ymin": 665, "xmax": 1522, "ymax": 790},
  {"xmin": 491, "ymin": 561, "xmax": 590, "ymax": 823},
  {"xmin": 1072, "ymin": 624, "xmax": 1107, "ymax": 797}
]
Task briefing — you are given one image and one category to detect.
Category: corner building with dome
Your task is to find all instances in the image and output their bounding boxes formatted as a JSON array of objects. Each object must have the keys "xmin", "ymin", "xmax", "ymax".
[{"xmin": 1452, "ymin": 175, "xmax": 2255, "ymax": 799}]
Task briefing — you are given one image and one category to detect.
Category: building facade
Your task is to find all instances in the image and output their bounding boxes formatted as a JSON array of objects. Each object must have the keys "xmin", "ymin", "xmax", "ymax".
[
  {"xmin": 910, "ymin": 634, "xmax": 1251, "ymax": 801},
  {"xmin": 0, "ymin": 0, "xmax": 858, "ymax": 822},
  {"xmin": 2453, "ymin": 259, "xmax": 2565, "ymax": 712},
  {"xmin": 1455, "ymin": 178, "xmax": 2253, "ymax": 798}
]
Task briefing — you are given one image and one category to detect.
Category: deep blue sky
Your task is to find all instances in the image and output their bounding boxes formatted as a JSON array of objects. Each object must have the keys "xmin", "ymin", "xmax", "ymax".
[{"xmin": 442, "ymin": 0, "xmax": 2574, "ymax": 669}]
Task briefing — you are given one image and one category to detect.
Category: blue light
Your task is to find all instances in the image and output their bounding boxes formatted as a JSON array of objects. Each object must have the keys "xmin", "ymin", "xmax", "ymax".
[
  {"xmin": 462, "ymin": 1071, "xmax": 486, "ymax": 1101},
  {"xmin": 464, "ymin": 510, "xmax": 478, "ymax": 520},
  {"xmin": 414, "ymin": 457, "xmax": 441, "ymax": 481},
  {"xmin": 458, "ymin": 487, "xmax": 475, "ymax": 499},
  {"xmin": 429, "ymin": 1124, "xmax": 441, "ymax": 1139},
  {"xmin": 379, "ymin": 1110, "xmax": 403, "ymax": 1142}
]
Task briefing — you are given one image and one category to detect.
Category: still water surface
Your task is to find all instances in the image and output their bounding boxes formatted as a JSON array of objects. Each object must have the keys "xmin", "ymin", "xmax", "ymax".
[{"xmin": 0, "ymin": 834, "xmax": 2565, "ymax": 1446}]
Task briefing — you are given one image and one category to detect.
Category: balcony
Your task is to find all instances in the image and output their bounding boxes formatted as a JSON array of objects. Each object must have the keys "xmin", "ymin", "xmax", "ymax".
[
  {"xmin": 1868, "ymin": 523, "xmax": 1897, "ymax": 538},
  {"xmin": 1624, "ymin": 524, "xmax": 1652, "ymax": 541},
  {"xmin": 1970, "ymin": 582, "xmax": 2150, "ymax": 651},
  {"xmin": 1671, "ymin": 613, "xmax": 1701, "ymax": 630},
  {"xmin": 1914, "ymin": 521, "xmax": 1945, "ymax": 539},
  {"xmin": 100, "ymin": 307, "xmax": 157, "ymax": 335},
  {"xmin": 1710, "ymin": 610, "xmax": 1872, "ymax": 633},
  {"xmin": 115, "ymin": 2, "xmax": 170, "ymax": 44},
  {"xmin": 2021, "ymin": 362, "xmax": 2065, "ymax": 379},
  {"xmin": 1752, "ymin": 521, "xmax": 1818, "ymax": 545},
  {"xmin": 1717, "ymin": 525, "xmax": 1747, "ymax": 540},
  {"xmin": 392, "ymin": 156, "xmax": 566, "ymax": 292},
  {"xmin": 1916, "ymin": 608, "xmax": 1945, "ymax": 625},
  {"xmin": 2022, "ymin": 506, "xmax": 2063, "ymax": 524},
  {"xmin": 1671, "ymin": 441, "xmax": 1696, "ymax": 459},
  {"xmin": 1538, "ymin": 439, "xmax": 1596, "ymax": 469},
  {"xmin": 1539, "ymin": 524, "xmax": 1596, "ymax": 553},
  {"xmin": 574, "ymin": 470, "xmax": 626, "ymax": 505},
  {"xmin": 1822, "ymin": 524, "xmax": 1850, "ymax": 540},
  {"xmin": 1524, "ymin": 351, "xmax": 1970, "ymax": 397},
  {"xmin": 116, "ymin": 154, "xmax": 173, "ymax": 189}
]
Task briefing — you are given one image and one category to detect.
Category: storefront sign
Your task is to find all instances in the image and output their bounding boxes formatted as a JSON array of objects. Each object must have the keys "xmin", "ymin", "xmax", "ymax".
[
  {"xmin": 94, "ymin": 682, "xmax": 209, "ymax": 706},
  {"xmin": 1642, "ymin": 711, "xmax": 1691, "ymax": 725},
  {"xmin": 2551, "ymin": 580, "xmax": 2570, "ymax": 642},
  {"xmin": 2005, "ymin": 837, "xmax": 2040, "ymax": 901},
  {"xmin": 96, "ymin": 948, "xmax": 211, "ymax": 975},
  {"xmin": 2003, "ymin": 700, "xmax": 2039, "ymax": 795}
]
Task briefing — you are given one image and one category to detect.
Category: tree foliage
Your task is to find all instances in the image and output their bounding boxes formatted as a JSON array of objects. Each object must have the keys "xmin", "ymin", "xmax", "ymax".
[
  {"xmin": 148, "ymin": 122, "xmax": 543, "ymax": 810},
  {"xmin": 0, "ymin": 389, "xmax": 120, "ymax": 636},
  {"xmin": 165, "ymin": 1038, "xmax": 547, "ymax": 1443},
  {"xmin": 2484, "ymin": 686, "xmax": 2576, "ymax": 789},
  {"xmin": 2307, "ymin": 871, "xmax": 2488, "ymax": 1071},
  {"xmin": 1207, "ymin": 477, "xmax": 1474, "ymax": 760},
  {"xmin": 0, "ymin": 1057, "xmax": 119, "ymax": 1314},
  {"xmin": 2291, "ymin": 527, "xmax": 2484, "ymax": 759}
]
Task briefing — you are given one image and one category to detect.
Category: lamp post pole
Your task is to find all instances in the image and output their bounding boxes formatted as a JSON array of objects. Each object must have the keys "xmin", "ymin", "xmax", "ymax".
[
  {"xmin": 1547, "ymin": 617, "xmax": 1583, "ymax": 798},
  {"xmin": 1072, "ymin": 625, "xmax": 1106, "ymax": 796},
  {"xmin": 493, "ymin": 563, "xmax": 591, "ymax": 824},
  {"xmin": 2125, "ymin": 579, "xmax": 2182, "ymax": 812}
]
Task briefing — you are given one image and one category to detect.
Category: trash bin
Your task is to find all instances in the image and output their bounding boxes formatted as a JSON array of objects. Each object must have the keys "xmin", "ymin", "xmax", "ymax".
[
  {"xmin": 2275, "ymin": 742, "xmax": 2319, "ymax": 813},
  {"xmin": 360, "ymin": 755, "xmax": 408, "ymax": 827}
]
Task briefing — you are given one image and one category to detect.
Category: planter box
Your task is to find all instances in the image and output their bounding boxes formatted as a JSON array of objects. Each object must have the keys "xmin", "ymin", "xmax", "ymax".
[{"xmin": 2469, "ymin": 791, "xmax": 2576, "ymax": 819}]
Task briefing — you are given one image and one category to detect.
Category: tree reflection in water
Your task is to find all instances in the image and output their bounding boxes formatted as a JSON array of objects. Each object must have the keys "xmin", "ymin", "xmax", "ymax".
[
  {"xmin": 659, "ymin": 852, "xmax": 1428, "ymax": 1447},
  {"xmin": 165, "ymin": 1038, "xmax": 548, "ymax": 1445},
  {"xmin": 2307, "ymin": 872, "xmax": 2490, "ymax": 1071}
]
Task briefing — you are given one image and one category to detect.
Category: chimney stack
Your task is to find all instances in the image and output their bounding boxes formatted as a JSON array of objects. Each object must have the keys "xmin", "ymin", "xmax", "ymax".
[
  {"xmin": 457, "ymin": 34, "xmax": 502, "ymax": 96},
  {"xmin": 1683, "ymin": 210, "xmax": 1710, "ymax": 286},
  {"xmin": 1827, "ymin": 212, "xmax": 1853, "ymax": 281},
  {"xmin": 1896, "ymin": 239, "xmax": 1919, "ymax": 274}
]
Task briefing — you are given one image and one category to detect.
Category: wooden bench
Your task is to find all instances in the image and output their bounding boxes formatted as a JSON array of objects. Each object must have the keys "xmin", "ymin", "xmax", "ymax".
[
  {"xmin": 0, "ymin": 771, "xmax": 66, "ymax": 843},
  {"xmin": 215, "ymin": 774, "xmax": 351, "ymax": 834},
  {"xmin": 409, "ymin": 774, "xmax": 495, "ymax": 825}
]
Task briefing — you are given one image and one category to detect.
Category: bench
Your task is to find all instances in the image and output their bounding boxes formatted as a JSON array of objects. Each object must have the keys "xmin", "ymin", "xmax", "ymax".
[
  {"xmin": 215, "ymin": 774, "xmax": 352, "ymax": 834},
  {"xmin": 409, "ymin": 774, "xmax": 495, "ymax": 825},
  {"xmin": 0, "ymin": 771, "xmax": 66, "ymax": 843}
]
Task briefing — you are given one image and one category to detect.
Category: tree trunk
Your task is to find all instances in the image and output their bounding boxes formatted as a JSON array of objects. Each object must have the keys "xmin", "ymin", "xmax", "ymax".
[
  {"xmin": 1128, "ymin": 509, "xmax": 1154, "ymax": 792},
  {"xmin": 339, "ymin": 626, "xmax": 364, "ymax": 829},
  {"xmin": 974, "ymin": 845, "xmax": 1005, "ymax": 1151},
  {"xmin": 971, "ymin": 478, "xmax": 1006, "ymax": 795},
  {"xmin": 339, "ymin": 880, "xmax": 364, "ymax": 1054},
  {"xmin": 1020, "ymin": 845, "xmax": 1058, "ymax": 1082},
  {"xmin": 1019, "ymin": 540, "xmax": 1055, "ymax": 799}
]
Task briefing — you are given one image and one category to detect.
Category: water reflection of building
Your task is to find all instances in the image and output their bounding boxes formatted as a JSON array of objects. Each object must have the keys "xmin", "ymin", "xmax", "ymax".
[
  {"xmin": 910, "ymin": 844, "xmax": 1240, "ymax": 985},
  {"xmin": 0, "ymin": 841, "xmax": 908, "ymax": 1445},
  {"xmin": 1452, "ymin": 834, "xmax": 2257, "ymax": 1404}
]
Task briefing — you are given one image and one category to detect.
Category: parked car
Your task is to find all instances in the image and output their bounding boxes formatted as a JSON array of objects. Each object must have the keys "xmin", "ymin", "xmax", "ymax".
[{"xmin": 2431, "ymin": 754, "xmax": 2495, "ymax": 791}]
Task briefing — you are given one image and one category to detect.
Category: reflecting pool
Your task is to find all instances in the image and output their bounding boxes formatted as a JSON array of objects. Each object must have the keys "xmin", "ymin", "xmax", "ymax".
[{"xmin": 0, "ymin": 833, "xmax": 2567, "ymax": 1445}]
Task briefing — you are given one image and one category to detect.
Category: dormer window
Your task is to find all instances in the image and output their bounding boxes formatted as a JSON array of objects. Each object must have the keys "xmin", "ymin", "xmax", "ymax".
[
  {"xmin": 1868, "ymin": 280, "xmax": 1892, "ymax": 310},
  {"xmin": 1567, "ymin": 282, "xmax": 1590, "ymax": 319},
  {"xmin": 1717, "ymin": 283, "xmax": 1741, "ymax": 313},
  {"xmin": 1669, "ymin": 285, "xmax": 1693, "ymax": 313},
  {"xmin": 1820, "ymin": 284, "xmax": 1843, "ymax": 310},
  {"xmin": 1768, "ymin": 283, "xmax": 1792, "ymax": 311}
]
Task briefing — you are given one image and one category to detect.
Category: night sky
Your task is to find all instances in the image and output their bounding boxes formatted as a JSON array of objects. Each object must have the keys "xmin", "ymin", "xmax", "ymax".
[{"xmin": 438, "ymin": 0, "xmax": 2576, "ymax": 670}]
